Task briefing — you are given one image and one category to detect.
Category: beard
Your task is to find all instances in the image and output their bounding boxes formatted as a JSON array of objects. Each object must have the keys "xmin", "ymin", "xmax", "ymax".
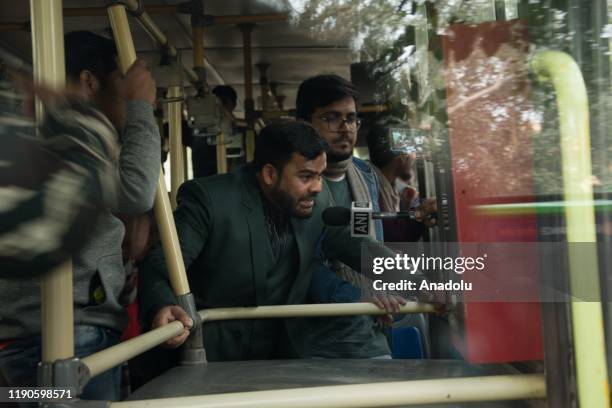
[
  {"xmin": 269, "ymin": 184, "xmax": 317, "ymax": 219},
  {"xmin": 327, "ymin": 149, "xmax": 353, "ymax": 163},
  {"xmin": 326, "ymin": 133, "xmax": 355, "ymax": 163}
]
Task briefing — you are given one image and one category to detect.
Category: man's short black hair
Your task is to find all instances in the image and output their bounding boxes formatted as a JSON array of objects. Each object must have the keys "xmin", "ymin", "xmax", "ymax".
[
  {"xmin": 253, "ymin": 120, "xmax": 329, "ymax": 173},
  {"xmin": 212, "ymin": 85, "xmax": 238, "ymax": 109},
  {"xmin": 64, "ymin": 31, "xmax": 118, "ymax": 85},
  {"xmin": 295, "ymin": 74, "xmax": 359, "ymax": 121}
]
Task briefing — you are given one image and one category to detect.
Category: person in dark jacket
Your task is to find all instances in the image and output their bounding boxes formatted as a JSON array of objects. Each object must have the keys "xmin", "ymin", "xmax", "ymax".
[{"xmin": 139, "ymin": 120, "xmax": 395, "ymax": 361}]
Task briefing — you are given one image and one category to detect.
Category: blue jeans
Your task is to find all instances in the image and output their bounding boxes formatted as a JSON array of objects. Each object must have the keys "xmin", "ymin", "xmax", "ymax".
[{"xmin": 0, "ymin": 325, "xmax": 122, "ymax": 401}]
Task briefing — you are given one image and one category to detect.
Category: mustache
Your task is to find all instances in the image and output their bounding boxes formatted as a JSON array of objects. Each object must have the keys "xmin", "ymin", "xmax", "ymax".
[
  {"xmin": 300, "ymin": 193, "xmax": 318, "ymax": 201},
  {"xmin": 331, "ymin": 134, "xmax": 352, "ymax": 143}
]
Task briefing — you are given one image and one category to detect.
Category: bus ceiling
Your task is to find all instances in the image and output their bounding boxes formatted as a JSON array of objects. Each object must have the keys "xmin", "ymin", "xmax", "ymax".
[{"xmin": 0, "ymin": 1, "xmax": 359, "ymax": 115}]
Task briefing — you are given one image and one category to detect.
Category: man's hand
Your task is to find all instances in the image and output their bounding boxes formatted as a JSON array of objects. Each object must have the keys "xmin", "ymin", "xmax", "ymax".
[
  {"xmin": 401, "ymin": 186, "xmax": 419, "ymax": 207},
  {"xmin": 123, "ymin": 59, "xmax": 156, "ymax": 105},
  {"xmin": 152, "ymin": 305, "xmax": 193, "ymax": 348},
  {"xmin": 369, "ymin": 293, "xmax": 407, "ymax": 327},
  {"xmin": 415, "ymin": 197, "xmax": 438, "ymax": 227},
  {"xmin": 418, "ymin": 288, "xmax": 447, "ymax": 315}
]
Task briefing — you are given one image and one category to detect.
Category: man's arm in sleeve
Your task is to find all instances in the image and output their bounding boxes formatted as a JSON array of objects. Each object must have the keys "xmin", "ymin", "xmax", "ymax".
[
  {"xmin": 310, "ymin": 238, "xmax": 409, "ymax": 314},
  {"xmin": 308, "ymin": 240, "xmax": 361, "ymax": 303},
  {"xmin": 322, "ymin": 227, "xmax": 431, "ymax": 307},
  {"xmin": 0, "ymin": 83, "xmax": 120, "ymax": 278},
  {"xmin": 321, "ymin": 225, "xmax": 395, "ymax": 274},
  {"xmin": 138, "ymin": 180, "xmax": 212, "ymax": 327},
  {"xmin": 115, "ymin": 100, "xmax": 161, "ymax": 213}
]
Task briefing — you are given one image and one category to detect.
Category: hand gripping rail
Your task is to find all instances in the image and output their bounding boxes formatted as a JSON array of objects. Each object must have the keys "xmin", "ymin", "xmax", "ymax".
[
  {"xmin": 81, "ymin": 302, "xmax": 434, "ymax": 378},
  {"xmin": 107, "ymin": 1, "xmax": 191, "ymax": 298}
]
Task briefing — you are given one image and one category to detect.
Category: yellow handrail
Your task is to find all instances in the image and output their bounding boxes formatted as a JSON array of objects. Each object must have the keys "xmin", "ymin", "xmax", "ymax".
[
  {"xmin": 531, "ymin": 50, "xmax": 610, "ymax": 408},
  {"xmin": 168, "ymin": 85, "xmax": 184, "ymax": 209},
  {"xmin": 199, "ymin": 302, "xmax": 436, "ymax": 322},
  {"xmin": 106, "ymin": 4, "xmax": 190, "ymax": 296},
  {"xmin": 81, "ymin": 302, "xmax": 433, "ymax": 379},
  {"xmin": 110, "ymin": 374, "xmax": 545, "ymax": 408},
  {"xmin": 30, "ymin": 0, "xmax": 75, "ymax": 365}
]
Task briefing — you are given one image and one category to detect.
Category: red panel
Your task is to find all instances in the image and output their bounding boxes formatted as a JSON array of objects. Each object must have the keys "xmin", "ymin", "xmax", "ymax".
[{"xmin": 442, "ymin": 20, "xmax": 543, "ymax": 363}]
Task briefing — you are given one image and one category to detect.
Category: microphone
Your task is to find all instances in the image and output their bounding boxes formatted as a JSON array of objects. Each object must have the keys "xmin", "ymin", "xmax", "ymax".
[
  {"xmin": 322, "ymin": 206, "xmax": 417, "ymax": 227},
  {"xmin": 322, "ymin": 202, "xmax": 420, "ymax": 237}
]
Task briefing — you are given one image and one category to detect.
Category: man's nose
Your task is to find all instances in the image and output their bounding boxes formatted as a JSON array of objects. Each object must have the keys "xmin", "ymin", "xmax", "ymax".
[
  {"xmin": 337, "ymin": 119, "xmax": 350, "ymax": 131},
  {"xmin": 310, "ymin": 178, "xmax": 323, "ymax": 194}
]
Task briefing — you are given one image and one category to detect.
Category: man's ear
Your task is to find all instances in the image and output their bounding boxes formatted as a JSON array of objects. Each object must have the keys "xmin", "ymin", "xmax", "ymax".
[
  {"xmin": 78, "ymin": 70, "xmax": 101, "ymax": 98},
  {"xmin": 261, "ymin": 164, "xmax": 279, "ymax": 188}
]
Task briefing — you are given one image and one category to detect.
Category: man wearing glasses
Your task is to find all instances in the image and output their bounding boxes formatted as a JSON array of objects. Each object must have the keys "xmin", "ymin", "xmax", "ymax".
[{"xmin": 294, "ymin": 75, "xmax": 399, "ymax": 359}]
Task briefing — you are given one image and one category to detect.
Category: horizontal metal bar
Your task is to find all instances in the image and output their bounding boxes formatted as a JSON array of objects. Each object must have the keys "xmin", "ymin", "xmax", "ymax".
[
  {"xmin": 110, "ymin": 374, "xmax": 546, "ymax": 408},
  {"xmin": 360, "ymin": 104, "xmax": 389, "ymax": 113},
  {"xmin": 213, "ymin": 13, "xmax": 288, "ymax": 25},
  {"xmin": 199, "ymin": 302, "xmax": 436, "ymax": 322},
  {"xmin": 0, "ymin": 22, "xmax": 29, "ymax": 31},
  {"xmin": 0, "ymin": 13, "xmax": 288, "ymax": 32},
  {"xmin": 81, "ymin": 302, "xmax": 434, "ymax": 378},
  {"xmin": 64, "ymin": 5, "xmax": 179, "ymax": 16},
  {"xmin": 81, "ymin": 320, "xmax": 184, "ymax": 378},
  {"xmin": 63, "ymin": 6, "xmax": 288, "ymax": 25}
]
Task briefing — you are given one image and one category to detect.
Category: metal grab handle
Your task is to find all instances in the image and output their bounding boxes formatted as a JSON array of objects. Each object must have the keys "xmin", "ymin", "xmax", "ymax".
[
  {"xmin": 30, "ymin": 0, "xmax": 75, "ymax": 366},
  {"xmin": 110, "ymin": 373, "xmax": 545, "ymax": 408},
  {"xmin": 106, "ymin": 4, "xmax": 191, "ymax": 296},
  {"xmin": 168, "ymin": 85, "xmax": 184, "ymax": 208},
  {"xmin": 531, "ymin": 50, "xmax": 610, "ymax": 408},
  {"xmin": 198, "ymin": 302, "xmax": 437, "ymax": 322},
  {"xmin": 80, "ymin": 302, "xmax": 434, "ymax": 379},
  {"xmin": 81, "ymin": 321, "xmax": 184, "ymax": 378}
]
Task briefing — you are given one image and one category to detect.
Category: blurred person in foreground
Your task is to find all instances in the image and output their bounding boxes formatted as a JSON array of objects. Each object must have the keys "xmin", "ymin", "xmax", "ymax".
[
  {"xmin": 0, "ymin": 75, "xmax": 118, "ymax": 278},
  {"xmin": 0, "ymin": 31, "xmax": 160, "ymax": 401}
]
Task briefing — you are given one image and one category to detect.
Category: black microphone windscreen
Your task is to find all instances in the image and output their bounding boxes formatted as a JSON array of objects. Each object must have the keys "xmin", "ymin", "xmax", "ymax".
[{"xmin": 322, "ymin": 207, "xmax": 351, "ymax": 226}]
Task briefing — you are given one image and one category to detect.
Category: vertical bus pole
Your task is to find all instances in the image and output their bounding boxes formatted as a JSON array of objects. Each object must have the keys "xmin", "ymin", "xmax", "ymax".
[
  {"xmin": 30, "ymin": 0, "xmax": 75, "ymax": 376},
  {"xmin": 190, "ymin": 25, "xmax": 203, "ymax": 182},
  {"xmin": 256, "ymin": 63, "xmax": 270, "ymax": 115},
  {"xmin": 193, "ymin": 24, "xmax": 227, "ymax": 174},
  {"xmin": 106, "ymin": 2, "xmax": 193, "ymax": 306},
  {"xmin": 183, "ymin": 144, "xmax": 190, "ymax": 181},
  {"xmin": 240, "ymin": 24, "xmax": 255, "ymax": 161},
  {"xmin": 107, "ymin": 1, "xmax": 205, "ymax": 364},
  {"xmin": 168, "ymin": 85, "xmax": 184, "ymax": 209},
  {"xmin": 532, "ymin": 50, "xmax": 610, "ymax": 408}
]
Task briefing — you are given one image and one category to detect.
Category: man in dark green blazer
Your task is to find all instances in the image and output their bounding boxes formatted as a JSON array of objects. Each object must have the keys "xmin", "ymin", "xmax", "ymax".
[{"xmin": 139, "ymin": 120, "xmax": 383, "ymax": 361}]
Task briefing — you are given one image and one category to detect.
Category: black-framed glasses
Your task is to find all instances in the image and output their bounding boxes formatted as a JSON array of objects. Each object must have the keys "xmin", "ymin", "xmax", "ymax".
[{"xmin": 317, "ymin": 112, "xmax": 362, "ymax": 132}]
